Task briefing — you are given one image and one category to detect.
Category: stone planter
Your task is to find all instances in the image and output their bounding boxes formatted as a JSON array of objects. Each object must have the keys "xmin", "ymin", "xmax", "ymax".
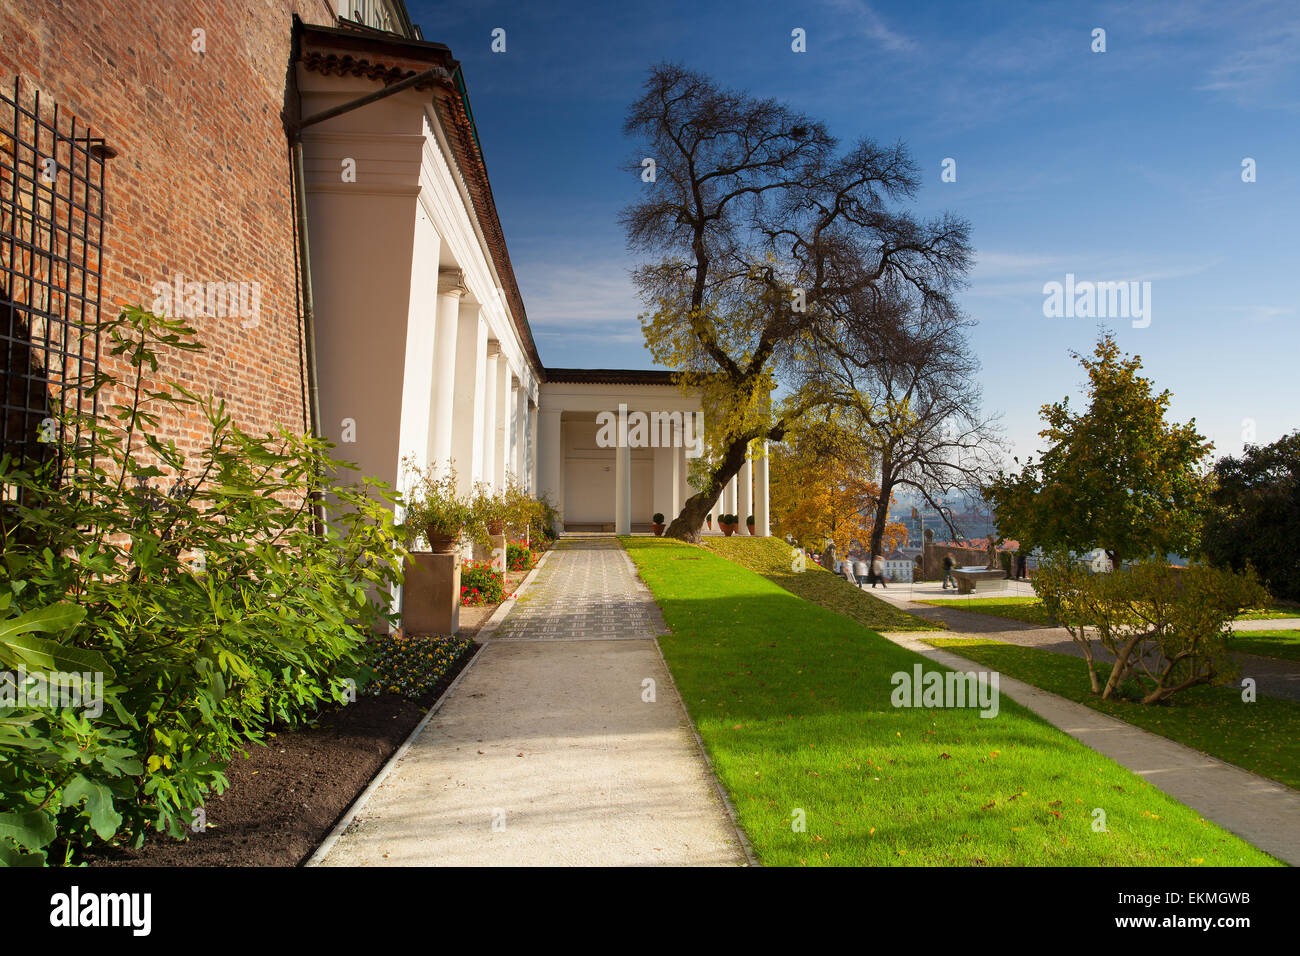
[
  {"xmin": 425, "ymin": 527, "xmax": 460, "ymax": 554},
  {"xmin": 402, "ymin": 552, "xmax": 461, "ymax": 635}
]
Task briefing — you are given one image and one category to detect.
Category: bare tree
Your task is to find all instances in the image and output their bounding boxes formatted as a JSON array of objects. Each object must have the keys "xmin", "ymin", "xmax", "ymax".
[
  {"xmin": 622, "ymin": 63, "xmax": 973, "ymax": 541},
  {"xmin": 804, "ymin": 289, "xmax": 1004, "ymax": 556}
]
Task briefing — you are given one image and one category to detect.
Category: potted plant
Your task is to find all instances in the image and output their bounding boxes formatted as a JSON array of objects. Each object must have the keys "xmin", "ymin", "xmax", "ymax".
[
  {"xmin": 706, "ymin": 514, "xmax": 713, "ymax": 530},
  {"xmin": 721, "ymin": 513, "xmax": 738, "ymax": 536},
  {"xmin": 402, "ymin": 458, "xmax": 470, "ymax": 552},
  {"xmin": 651, "ymin": 512, "xmax": 665, "ymax": 536},
  {"xmin": 470, "ymin": 482, "xmax": 509, "ymax": 539},
  {"xmin": 746, "ymin": 513, "xmax": 755, "ymax": 535}
]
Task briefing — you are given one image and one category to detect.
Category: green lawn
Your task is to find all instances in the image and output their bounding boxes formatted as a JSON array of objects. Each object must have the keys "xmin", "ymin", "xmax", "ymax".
[
  {"xmin": 921, "ymin": 596, "xmax": 1299, "ymax": 627},
  {"xmin": 924, "ymin": 636, "xmax": 1300, "ymax": 792},
  {"xmin": 622, "ymin": 536, "xmax": 1276, "ymax": 867},
  {"xmin": 700, "ymin": 536, "xmax": 940, "ymax": 632},
  {"xmin": 1232, "ymin": 630, "xmax": 1300, "ymax": 663},
  {"xmin": 920, "ymin": 596, "xmax": 1052, "ymax": 626},
  {"xmin": 1237, "ymin": 607, "xmax": 1300, "ymax": 621}
]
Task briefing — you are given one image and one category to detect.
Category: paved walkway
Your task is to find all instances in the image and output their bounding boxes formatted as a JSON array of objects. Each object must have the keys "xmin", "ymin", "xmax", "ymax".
[
  {"xmin": 878, "ymin": 629, "xmax": 1300, "ymax": 866},
  {"xmin": 870, "ymin": 589, "xmax": 1300, "ymax": 702},
  {"xmin": 316, "ymin": 538, "xmax": 747, "ymax": 867}
]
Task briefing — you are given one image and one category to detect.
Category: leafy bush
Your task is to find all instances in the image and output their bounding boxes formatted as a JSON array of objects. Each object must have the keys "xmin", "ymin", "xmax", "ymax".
[
  {"xmin": 500, "ymin": 477, "xmax": 558, "ymax": 544},
  {"xmin": 505, "ymin": 541, "xmax": 537, "ymax": 572},
  {"xmin": 652, "ymin": 512, "xmax": 665, "ymax": 524},
  {"xmin": 0, "ymin": 306, "xmax": 403, "ymax": 865},
  {"xmin": 363, "ymin": 632, "xmax": 473, "ymax": 700},
  {"xmin": 469, "ymin": 481, "xmax": 508, "ymax": 547},
  {"xmin": 459, "ymin": 561, "xmax": 505, "ymax": 606},
  {"xmin": 1034, "ymin": 553, "xmax": 1268, "ymax": 704}
]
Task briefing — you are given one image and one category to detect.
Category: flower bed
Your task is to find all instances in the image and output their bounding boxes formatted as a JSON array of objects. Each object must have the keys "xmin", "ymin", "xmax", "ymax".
[
  {"xmin": 363, "ymin": 632, "xmax": 475, "ymax": 700},
  {"xmin": 460, "ymin": 560, "xmax": 506, "ymax": 606},
  {"xmin": 506, "ymin": 540, "xmax": 539, "ymax": 571}
]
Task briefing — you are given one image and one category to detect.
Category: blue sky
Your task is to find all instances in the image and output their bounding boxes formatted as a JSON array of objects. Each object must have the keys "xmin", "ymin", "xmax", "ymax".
[{"xmin": 408, "ymin": 0, "xmax": 1300, "ymax": 465}]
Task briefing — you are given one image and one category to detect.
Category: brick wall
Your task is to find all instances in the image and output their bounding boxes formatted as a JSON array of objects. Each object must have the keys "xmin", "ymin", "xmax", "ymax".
[{"xmin": 0, "ymin": 0, "xmax": 340, "ymax": 458}]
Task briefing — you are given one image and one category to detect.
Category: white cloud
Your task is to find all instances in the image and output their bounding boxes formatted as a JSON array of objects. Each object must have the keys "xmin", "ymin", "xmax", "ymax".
[{"xmin": 823, "ymin": 0, "xmax": 918, "ymax": 54}]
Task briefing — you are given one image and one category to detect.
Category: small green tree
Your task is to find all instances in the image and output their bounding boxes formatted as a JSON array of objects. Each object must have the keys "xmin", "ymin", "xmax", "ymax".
[
  {"xmin": 1035, "ymin": 555, "xmax": 1267, "ymax": 703},
  {"xmin": 985, "ymin": 333, "xmax": 1211, "ymax": 569}
]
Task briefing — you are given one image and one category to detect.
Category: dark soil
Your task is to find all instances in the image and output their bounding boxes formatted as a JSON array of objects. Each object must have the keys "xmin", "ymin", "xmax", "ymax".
[{"xmin": 86, "ymin": 643, "xmax": 479, "ymax": 868}]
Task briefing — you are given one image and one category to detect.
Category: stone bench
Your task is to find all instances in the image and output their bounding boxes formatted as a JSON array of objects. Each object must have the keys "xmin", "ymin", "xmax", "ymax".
[{"xmin": 950, "ymin": 567, "xmax": 1008, "ymax": 594}]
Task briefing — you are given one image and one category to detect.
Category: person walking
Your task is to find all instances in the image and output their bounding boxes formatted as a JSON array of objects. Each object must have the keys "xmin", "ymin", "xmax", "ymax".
[
  {"xmin": 942, "ymin": 554, "xmax": 956, "ymax": 590},
  {"xmin": 854, "ymin": 556, "xmax": 869, "ymax": 588},
  {"xmin": 1014, "ymin": 551, "xmax": 1028, "ymax": 581},
  {"xmin": 871, "ymin": 554, "xmax": 887, "ymax": 588}
]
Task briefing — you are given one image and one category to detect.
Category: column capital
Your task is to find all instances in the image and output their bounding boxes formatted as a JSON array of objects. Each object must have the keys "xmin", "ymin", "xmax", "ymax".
[
  {"xmin": 486, "ymin": 339, "xmax": 502, "ymax": 357},
  {"xmin": 438, "ymin": 269, "xmax": 468, "ymax": 297}
]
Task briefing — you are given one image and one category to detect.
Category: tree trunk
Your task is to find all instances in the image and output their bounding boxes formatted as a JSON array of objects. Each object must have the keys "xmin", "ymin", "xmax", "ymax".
[
  {"xmin": 663, "ymin": 434, "xmax": 752, "ymax": 542},
  {"xmin": 869, "ymin": 477, "xmax": 893, "ymax": 558}
]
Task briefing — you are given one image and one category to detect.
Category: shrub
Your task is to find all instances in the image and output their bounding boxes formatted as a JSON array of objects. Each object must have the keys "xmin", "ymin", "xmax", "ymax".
[
  {"xmin": 460, "ymin": 561, "xmax": 505, "ymax": 606},
  {"xmin": 505, "ymin": 541, "xmax": 537, "ymax": 572},
  {"xmin": 363, "ymin": 632, "xmax": 473, "ymax": 700},
  {"xmin": 500, "ymin": 477, "xmax": 558, "ymax": 545},
  {"xmin": 652, "ymin": 512, "xmax": 665, "ymax": 524},
  {"xmin": 0, "ymin": 306, "xmax": 403, "ymax": 865},
  {"xmin": 1035, "ymin": 553, "xmax": 1268, "ymax": 704}
]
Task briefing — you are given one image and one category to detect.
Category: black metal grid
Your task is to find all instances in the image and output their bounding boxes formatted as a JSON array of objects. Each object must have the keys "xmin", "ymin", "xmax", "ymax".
[{"xmin": 1, "ymin": 76, "xmax": 107, "ymax": 484}]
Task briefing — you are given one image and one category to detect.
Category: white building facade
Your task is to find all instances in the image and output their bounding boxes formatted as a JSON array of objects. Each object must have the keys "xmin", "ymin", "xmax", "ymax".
[{"xmin": 295, "ymin": 16, "xmax": 771, "ymax": 537}]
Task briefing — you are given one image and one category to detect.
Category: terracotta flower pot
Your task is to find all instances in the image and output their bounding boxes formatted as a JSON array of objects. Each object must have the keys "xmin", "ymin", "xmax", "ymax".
[
  {"xmin": 651, "ymin": 522, "xmax": 665, "ymax": 536},
  {"xmin": 722, "ymin": 523, "xmax": 736, "ymax": 536},
  {"xmin": 426, "ymin": 527, "xmax": 460, "ymax": 553},
  {"xmin": 746, "ymin": 521, "xmax": 756, "ymax": 535}
]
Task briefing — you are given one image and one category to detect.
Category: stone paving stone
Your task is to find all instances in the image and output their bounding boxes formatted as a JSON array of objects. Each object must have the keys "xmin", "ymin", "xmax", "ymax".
[{"xmin": 492, "ymin": 537, "xmax": 666, "ymax": 643}]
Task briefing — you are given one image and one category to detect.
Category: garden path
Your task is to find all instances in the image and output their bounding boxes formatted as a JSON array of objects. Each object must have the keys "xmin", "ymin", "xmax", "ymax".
[{"xmin": 313, "ymin": 537, "xmax": 747, "ymax": 867}]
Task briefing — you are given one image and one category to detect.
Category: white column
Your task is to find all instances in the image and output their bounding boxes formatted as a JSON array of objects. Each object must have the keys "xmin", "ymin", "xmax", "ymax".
[
  {"xmin": 481, "ymin": 342, "xmax": 499, "ymax": 489},
  {"xmin": 615, "ymin": 439, "xmax": 631, "ymax": 534},
  {"xmin": 724, "ymin": 473, "xmax": 737, "ymax": 516},
  {"xmin": 494, "ymin": 358, "xmax": 510, "ymax": 490},
  {"xmin": 398, "ymin": 230, "xmax": 440, "ymax": 482},
  {"xmin": 669, "ymin": 427, "xmax": 683, "ymax": 519},
  {"xmin": 527, "ymin": 398, "xmax": 538, "ymax": 494},
  {"xmin": 429, "ymin": 271, "xmax": 465, "ymax": 476},
  {"xmin": 755, "ymin": 440, "xmax": 770, "ymax": 536},
  {"xmin": 512, "ymin": 381, "xmax": 526, "ymax": 482},
  {"xmin": 678, "ymin": 443, "xmax": 692, "ymax": 516},
  {"xmin": 451, "ymin": 299, "xmax": 487, "ymax": 494},
  {"xmin": 652, "ymin": 445, "xmax": 673, "ymax": 521},
  {"xmin": 539, "ymin": 408, "xmax": 562, "ymax": 527},
  {"xmin": 739, "ymin": 456, "xmax": 753, "ymax": 525}
]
